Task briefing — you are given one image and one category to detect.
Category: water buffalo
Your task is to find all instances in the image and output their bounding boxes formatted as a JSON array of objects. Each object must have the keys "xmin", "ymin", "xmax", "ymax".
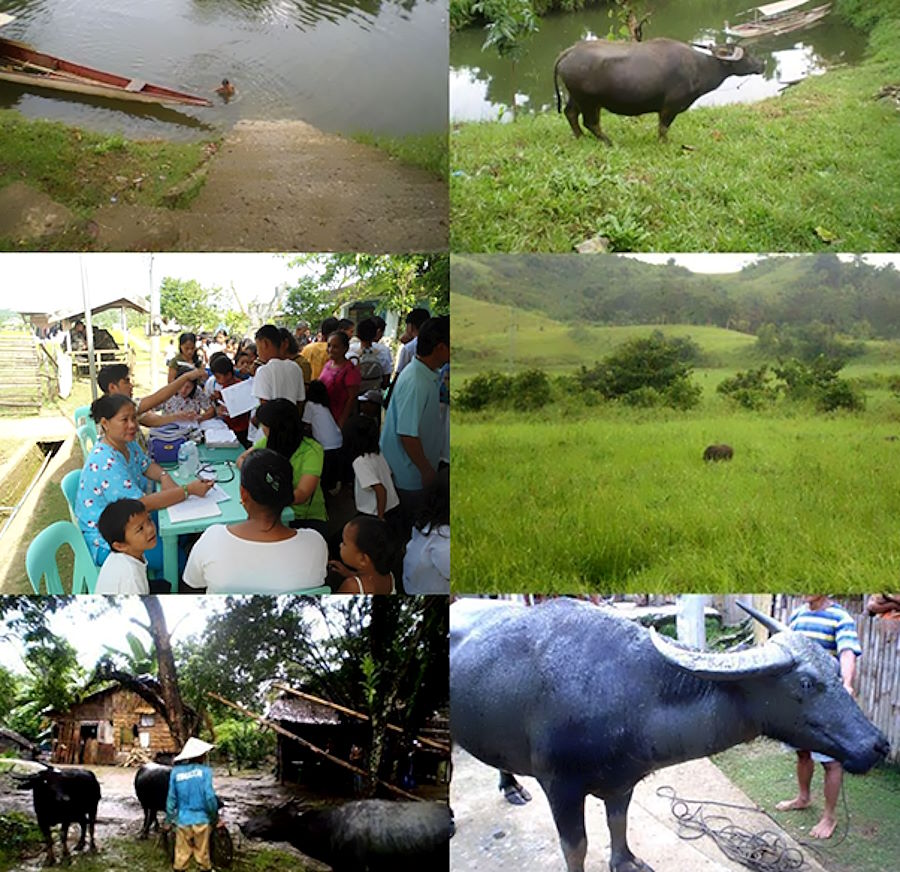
[
  {"xmin": 450, "ymin": 598, "xmax": 889, "ymax": 872},
  {"xmin": 13, "ymin": 763, "xmax": 100, "ymax": 865},
  {"xmin": 134, "ymin": 762, "xmax": 170, "ymax": 839},
  {"xmin": 241, "ymin": 799, "xmax": 453, "ymax": 872},
  {"xmin": 703, "ymin": 443, "xmax": 734, "ymax": 461},
  {"xmin": 553, "ymin": 38, "xmax": 765, "ymax": 144}
]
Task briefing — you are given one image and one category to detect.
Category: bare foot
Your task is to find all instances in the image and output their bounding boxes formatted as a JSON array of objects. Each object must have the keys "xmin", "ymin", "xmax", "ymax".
[
  {"xmin": 809, "ymin": 816, "xmax": 837, "ymax": 839},
  {"xmin": 776, "ymin": 797, "xmax": 811, "ymax": 811}
]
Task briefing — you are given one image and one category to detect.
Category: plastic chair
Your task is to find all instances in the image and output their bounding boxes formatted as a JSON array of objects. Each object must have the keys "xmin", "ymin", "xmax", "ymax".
[
  {"xmin": 60, "ymin": 469, "xmax": 81, "ymax": 523},
  {"xmin": 73, "ymin": 405, "xmax": 92, "ymax": 429},
  {"xmin": 25, "ymin": 521, "xmax": 99, "ymax": 594},
  {"xmin": 299, "ymin": 585, "xmax": 333, "ymax": 596},
  {"xmin": 76, "ymin": 424, "xmax": 97, "ymax": 459}
]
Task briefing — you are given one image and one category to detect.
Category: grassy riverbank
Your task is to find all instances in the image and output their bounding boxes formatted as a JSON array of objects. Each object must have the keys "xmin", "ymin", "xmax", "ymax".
[
  {"xmin": 450, "ymin": 3, "xmax": 900, "ymax": 252},
  {"xmin": 352, "ymin": 131, "xmax": 449, "ymax": 179},
  {"xmin": 0, "ymin": 110, "xmax": 214, "ymax": 250}
]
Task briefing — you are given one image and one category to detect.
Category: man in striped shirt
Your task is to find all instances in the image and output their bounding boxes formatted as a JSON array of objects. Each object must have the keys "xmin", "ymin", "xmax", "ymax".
[{"xmin": 776, "ymin": 595, "xmax": 862, "ymax": 839}]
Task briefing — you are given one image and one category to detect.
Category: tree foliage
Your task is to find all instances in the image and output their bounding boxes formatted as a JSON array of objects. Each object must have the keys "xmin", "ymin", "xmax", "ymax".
[
  {"xmin": 282, "ymin": 276, "xmax": 341, "ymax": 330},
  {"xmin": 159, "ymin": 277, "xmax": 220, "ymax": 331}
]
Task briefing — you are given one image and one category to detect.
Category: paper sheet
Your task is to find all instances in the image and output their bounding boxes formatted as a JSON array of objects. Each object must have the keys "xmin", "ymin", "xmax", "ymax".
[
  {"xmin": 221, "ymin": 378, "xmax": 258, "ymax": 418},
  {"xmin": 166, "ymin": 495, "xmax": 223, "ymax": 524}
]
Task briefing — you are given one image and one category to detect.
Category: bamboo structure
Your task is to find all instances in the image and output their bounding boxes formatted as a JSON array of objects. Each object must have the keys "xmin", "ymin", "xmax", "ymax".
[
  {"xmin": 774, "ymin": 595, "xmax": 899, "ymax": 763},
  {"xmin": 206, "ymin": 692, "xmax": 421, "ymax": 801},
  {"xmin": 271, "ymin": 684, "xmax": 449, "ymax": 753}
]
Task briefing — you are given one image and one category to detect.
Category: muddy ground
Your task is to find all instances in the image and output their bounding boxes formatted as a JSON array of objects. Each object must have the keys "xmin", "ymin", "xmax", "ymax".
[{"xmin": 0, "ymin": 765, "xmax": 329, "ymax": 871}]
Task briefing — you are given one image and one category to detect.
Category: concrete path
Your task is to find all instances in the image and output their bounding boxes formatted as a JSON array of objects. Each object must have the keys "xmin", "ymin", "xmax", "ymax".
[{"xmin": 450, "ymin": 748, "xmax": 828, "ymax": 872}]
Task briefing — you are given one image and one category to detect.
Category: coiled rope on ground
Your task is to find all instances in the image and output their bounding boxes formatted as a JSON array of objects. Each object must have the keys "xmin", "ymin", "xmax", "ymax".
[{"xmin": 655, "ymin": 785, "xmax": 807, "ymax": 872}]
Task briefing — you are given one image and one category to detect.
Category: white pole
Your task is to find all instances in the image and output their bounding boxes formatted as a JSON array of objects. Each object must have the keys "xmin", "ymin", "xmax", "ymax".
[
  {"xmin": 676, "ymin": 594, "xmax": 707, "ymax": 650},
  {"xmin": 149, "ymin": 255, "xmax": 160, "ymax": 391},
  {"xmin": 81, "ymin": 256, "xmax": 98, "ymax": 402}
]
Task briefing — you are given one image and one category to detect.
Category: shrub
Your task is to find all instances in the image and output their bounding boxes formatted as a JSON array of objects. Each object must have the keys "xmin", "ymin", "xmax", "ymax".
[
  {"xmin": 621, "ymin": 386, "xmax": 661, "ymax": 407},
  {"xmin": 817, "ymin": 381, "xmax": 866, "ymax": 412},
  {"xmin": 717, "ymin": 366, "xmax": 779, "ymax": 409},
  {"xmin": 456, "ymin": 371, "xmax": 513, "ymax": 410},
  {"xmin": 511, "ymin": 368, "xmax": 552, "ymax": 409},
  {"xmin": 664, "ymin": 378, "xmax": 702, "ymax": 410},
  {"xmin": 215, "ymin": 718, "xmax": 275, "ymax": 771}
]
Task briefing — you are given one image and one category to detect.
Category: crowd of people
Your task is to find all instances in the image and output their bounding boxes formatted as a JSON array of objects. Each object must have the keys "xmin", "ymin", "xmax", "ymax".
[{"xmin": 74, "ymin": 311, "xmax": 450, "ymax": 596}]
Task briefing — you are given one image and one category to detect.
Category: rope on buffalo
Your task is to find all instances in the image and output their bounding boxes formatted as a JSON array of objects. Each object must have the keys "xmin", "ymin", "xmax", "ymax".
[{"xmin": 655, "ymin": 786, "xmax": 806, "ymax": 872}]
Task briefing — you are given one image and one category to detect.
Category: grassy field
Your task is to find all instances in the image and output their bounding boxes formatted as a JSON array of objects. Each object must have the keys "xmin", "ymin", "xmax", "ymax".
[
  {"xmin": 0, "ymin": 112, "xmax": 213, "ymax": 251},
  {"xmin": 351, "ymin": 131, "xmax": 449, "ymax": 179},
  {"xmin": 452, "ymin": 295, "xmax": 900, "ymax": 592},
  {"xmin": 713, "ymin": 739, "xmax": 900, "ymax": 872},
  {"xmin": 449, "ymin": 6, "xmax": 900, "ymax": 252}
]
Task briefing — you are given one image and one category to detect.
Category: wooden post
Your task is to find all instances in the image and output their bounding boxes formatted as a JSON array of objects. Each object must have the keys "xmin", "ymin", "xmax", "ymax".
[{"xmin": 206, "ymin": 692, "xmax": 421, "ymax": 802}]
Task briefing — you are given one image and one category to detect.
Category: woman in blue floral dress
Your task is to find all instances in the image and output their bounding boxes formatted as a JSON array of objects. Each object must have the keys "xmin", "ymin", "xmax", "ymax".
[{"xmin": 77, "ymin": 394, "xmax": 214, "ymax": 571}]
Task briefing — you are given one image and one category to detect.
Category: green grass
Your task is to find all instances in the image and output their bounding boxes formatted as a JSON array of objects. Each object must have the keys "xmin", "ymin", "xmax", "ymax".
[
  {"xmin": 0, "ymin": 110, "xmax": 214, "ymax": 250},
  {"xmin": 714, "ymin": 739, "xmax": 900, "ymax": 872},
  {"xmin": 452, "ymin": 405, "xmax": 900, "ymax": 592},
  {"xmin": 352, "ymin": 131, "xmax": 449, "ymax": 179},
  {"xmin": 0, "ymin": 832, "xmax": 313, "ymax": 872},
  {"xmin": 449, "ymin": 16, "xmax": 900, "ymax": 251}
]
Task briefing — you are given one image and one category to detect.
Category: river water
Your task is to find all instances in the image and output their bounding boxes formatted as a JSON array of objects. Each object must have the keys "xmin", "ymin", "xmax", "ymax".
[
  {"xmin": 0, "ymin": 0, "xmax": 448, "ymax": 140},
  {"xmin": 451, "ymin": 0, "xmax": 866, "ymax": 122}
]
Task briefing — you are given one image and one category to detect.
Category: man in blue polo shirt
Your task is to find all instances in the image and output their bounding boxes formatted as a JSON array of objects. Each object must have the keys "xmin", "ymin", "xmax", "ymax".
[
  {"xmin": 776, "ymin": 595, "xmax": 862, "ymax": 839},
  {"xmin": 380, "ymin": 315, "xmax": 449, "ymax": 533},
  {"xmin": 165, "ymin": 737, "xmax": 220, "ymax": 872}
]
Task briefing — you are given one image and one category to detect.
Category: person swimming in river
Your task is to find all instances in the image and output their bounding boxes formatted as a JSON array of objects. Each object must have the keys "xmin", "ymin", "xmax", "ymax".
[{"xmin": 216, "ymin": 78, "xmax": 235, "ymax": 99}]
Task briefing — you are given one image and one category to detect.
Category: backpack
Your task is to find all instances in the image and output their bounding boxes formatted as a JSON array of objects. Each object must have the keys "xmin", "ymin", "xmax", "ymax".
[{"xmin": 357, "ymin": 346, "xmax": 384, "ymax": 393}]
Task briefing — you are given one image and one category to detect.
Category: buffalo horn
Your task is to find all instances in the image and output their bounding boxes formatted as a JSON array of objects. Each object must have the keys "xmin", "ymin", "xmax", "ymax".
[
  {"xmin": 737, "ymin": 600, "xmax": 789, "ymax": 635},
  {"xmin": 650, "ymin": 628, "xmax": 794, "ymax": 680}
]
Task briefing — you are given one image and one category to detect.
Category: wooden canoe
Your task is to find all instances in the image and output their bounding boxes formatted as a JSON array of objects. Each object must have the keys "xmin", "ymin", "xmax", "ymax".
[
  {"xmin": 0, "ymin": 36, "xmax": 212, "ymax": 107},
  {"xmin": 724, "ymin": 2, "xmax": 831, "ymax": 40}
]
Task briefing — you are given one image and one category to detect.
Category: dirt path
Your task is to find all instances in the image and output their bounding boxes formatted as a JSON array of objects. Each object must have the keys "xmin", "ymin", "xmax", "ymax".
[
  {"xmin": 450, "ymin": 748, "xmax": 829, "ymax": 872},
  {"xmin": 0, "ymin": 765, "xmax": 329, "ymax": 870},
  {"xmin": 91, "ymin": 120, "xmax": 448, "ymax": 252}
]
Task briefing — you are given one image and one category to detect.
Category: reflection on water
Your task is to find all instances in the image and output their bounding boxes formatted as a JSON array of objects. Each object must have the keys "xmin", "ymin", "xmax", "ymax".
[
  {"xmin": 0, "ymin": 0, "xmax": 447, "ymax": 140},
  {"xmin": 450, "ymin": 0, "xmax": 866, "ymax": 123}
]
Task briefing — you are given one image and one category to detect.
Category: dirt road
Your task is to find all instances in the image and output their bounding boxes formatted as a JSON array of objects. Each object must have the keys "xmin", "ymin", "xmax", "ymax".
[
  {"xmin": 450, "ymin": 747, "xmax": 828, "ymax": 872},
  {"xmin": 91, "ymin": 120, "xmax": 448, "ymax": 252}
]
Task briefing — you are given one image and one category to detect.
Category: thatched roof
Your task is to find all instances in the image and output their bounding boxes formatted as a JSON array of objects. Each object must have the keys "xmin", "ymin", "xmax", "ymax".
[{"xmin": 267, "ymin": 694, "xmax": 341, "ymax": 726}]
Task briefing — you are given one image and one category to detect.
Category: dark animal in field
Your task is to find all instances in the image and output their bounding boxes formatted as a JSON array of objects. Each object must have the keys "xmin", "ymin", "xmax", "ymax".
[
  {"xmin": 450, "ymin": 598, "xmax": 889, "ymax": 872},
  {"xmin": 703, "ymin": 443, "xmax": 734, "ymax": 461},
  {"xmin": 135, "ymin": 762, "xmax": 224, "ymax": 838},
  {"xmin": 240, "ymin": 799, "xmax": 453, "ymax": 872},
  {"xmin": 553, "ymin": 38, "xmax": 765, "ymax": 144},
  {"xmin": 12, "ymin": 763, "xmax": 100, "ymax": 865},
  {"xmin": 134, "ymin": 762, "xmax": 171, "ymax": 839}
]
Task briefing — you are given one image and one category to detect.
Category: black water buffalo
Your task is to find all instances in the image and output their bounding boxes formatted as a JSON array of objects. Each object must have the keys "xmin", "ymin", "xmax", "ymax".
[
  {"xmin": 240, "ymin": 799, "xmax": 452, "ymax": 872},
  {"xmin": 703, "ymin": 443, "xmax": 734, "ymax": 461},
  {"xmin": 13, "ymin": 764, "xmax": 100, "ymax": 865},
  {"xmin": 134, "ymin": 762, "xmax": 170, "ymax": 839},
  {"xmin": 450, "ymin": 598, "xmax": 889, "ymax": 872},
  {"xmin": 553, "ymin": 38, "xmax": 765, "ymax": 144}
]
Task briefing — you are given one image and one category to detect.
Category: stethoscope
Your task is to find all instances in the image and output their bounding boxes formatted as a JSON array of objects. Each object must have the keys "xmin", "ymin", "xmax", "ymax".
[{"xmin": 197, "ymin": 460, "xmax": 236, "ymax": 483}]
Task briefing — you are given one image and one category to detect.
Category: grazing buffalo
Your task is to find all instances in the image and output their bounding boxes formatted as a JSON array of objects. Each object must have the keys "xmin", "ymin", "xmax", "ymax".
[
  {"xmin": 703, "ymin": 443, "xmax": 734, "ymax": 461},
  {"xmin": 241, "ymin": 799, "xmax": 453, "ymax": 872},
  {"xmin": 134, "ymin": 762, "xmax": 171, "ymax": 839},
  {"xmin": 553, "ymin": 38, "xmax": 765, "ymax": 144},
  {"xmin": 13, "ymin": 764, "xmax": 100, "ymax": 865},
  {"xmin": 450, "ymin": 598, "xmax": 889, "ymax": 872}
]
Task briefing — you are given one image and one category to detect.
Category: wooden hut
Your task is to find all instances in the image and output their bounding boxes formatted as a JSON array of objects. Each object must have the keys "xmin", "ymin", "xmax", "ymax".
[
  {"xmin": 0, "ymin": 726, "xmax": 36, "ymax": 759},
  {"xmin": 48, "ymin": 683, "xmax": 178, "ymax": 765}
]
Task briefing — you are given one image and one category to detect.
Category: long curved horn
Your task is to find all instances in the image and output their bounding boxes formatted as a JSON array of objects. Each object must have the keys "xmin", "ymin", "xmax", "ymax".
[
  {"xmin": 650, "ymin": 628, "xmax": 794, "ymax": 680},
  {"xmin": 737, "ymin": 601, "xmax": 789, "ymax": 635}
]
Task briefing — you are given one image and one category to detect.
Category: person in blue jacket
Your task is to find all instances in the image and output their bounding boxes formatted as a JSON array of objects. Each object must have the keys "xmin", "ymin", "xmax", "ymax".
[{"xmin": 164, "ymin": 737, "xmax": 220, "ymax": 871}]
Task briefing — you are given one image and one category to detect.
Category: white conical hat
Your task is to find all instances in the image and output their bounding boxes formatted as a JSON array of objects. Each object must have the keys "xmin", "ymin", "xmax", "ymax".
[{"xmin": 173, "ymin": 737, "xmax": 215, "ymax": 763}]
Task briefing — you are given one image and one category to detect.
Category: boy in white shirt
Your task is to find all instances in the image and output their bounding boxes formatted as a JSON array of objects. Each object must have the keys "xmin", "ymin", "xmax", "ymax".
[{"xmin": 94, "ymin": 499, "xmax": 157, "ymax": 594}]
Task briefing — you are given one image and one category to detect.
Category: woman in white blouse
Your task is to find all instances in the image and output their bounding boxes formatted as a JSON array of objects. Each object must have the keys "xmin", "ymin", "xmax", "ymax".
[{"xmin": 183, "ymin": 448, "xmax": 328, "ymax": 593}]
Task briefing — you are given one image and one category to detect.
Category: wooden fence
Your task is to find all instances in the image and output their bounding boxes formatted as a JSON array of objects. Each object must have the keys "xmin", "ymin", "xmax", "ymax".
[{"xmin": 775, "ymin": 595, "xmax": 900, "ymax": 763}]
